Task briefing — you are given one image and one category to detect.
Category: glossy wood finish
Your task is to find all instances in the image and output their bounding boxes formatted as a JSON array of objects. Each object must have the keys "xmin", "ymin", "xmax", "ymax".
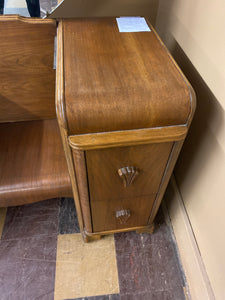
[
  {"xmin": 0, "ymin": 16, "xmax": 74, "ymax": 208},
  {"xmin": 56, "ymin": 21, "xmax": 85, "ymax": 234},
  {"xmin": 83, "ymin": 223, "xmax": 155, "ymax": 237},
  {"xmin": 0, "ymin": 15, "xmax": 56, "ymax": 123},
  {"xmin": 85, "ymin": 142, "xmax": 172, "ymax": 232},
  {"xmin": 148, "ymin": 140, "xmax": 185, "ymax": 224},
  {"xmin": 56, "ymin": 19, "xmax": 196, "ymax": 241},
  {"xmin": 72, "ymin": 150, "xmax": 92, "ymax": 233},
  {"xmin": 0, "ymin": 119, "xmax": 72, "ymax": 207},
  {"xmin": 69, "ymin": 125, "xmax": 187, "ymax": 150},
  {"xmin": 63, "ymin": 18, "xmax": 191, "ymax": 135},
  {"xmin": 87, "ymin": 143, "xmax": 172, "ymax": 204}
]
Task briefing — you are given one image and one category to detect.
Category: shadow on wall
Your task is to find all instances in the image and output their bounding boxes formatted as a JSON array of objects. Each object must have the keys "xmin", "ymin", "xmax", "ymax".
[{"xmin": 168, "ymin": 41, "xmax": 224, "ymax": 189}]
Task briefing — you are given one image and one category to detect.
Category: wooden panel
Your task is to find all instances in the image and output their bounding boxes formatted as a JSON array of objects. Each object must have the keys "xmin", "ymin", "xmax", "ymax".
[
  {"xmin": 72, "ymin": 150, "xmax": 92, "ymax": 233},
  {"xmin": 0, "ymin": 15, "xmax": 56, "ymax": 123},
  {"xmin": 90, "ymin": 194, "xmax": 157, "ymax": 232},
  {"xmin": 0, "ymin": 119, "xmax": 72, "ymax": 206},
  {"xmin": 86, "ymin": 142, "xmax": 173, "ymax": 231},
  {"xmin": 69, "ymin": 125, "xmax": 187, "ymax": 150},
  {"xmin": 63, "ymin": 18, "xmax": 191, "ymax": 135},
  {"xmin": 148, "ymin": 140, "xmax": 185, "ymax": 224},
  {"xmin": 55, "ymin": 21, "xmax": 85, "ymax": 235}
]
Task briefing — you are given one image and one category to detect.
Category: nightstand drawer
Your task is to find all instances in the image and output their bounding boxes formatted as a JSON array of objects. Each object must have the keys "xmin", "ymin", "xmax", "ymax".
[
  {"xmin": 91, "ymin": 194, "xmax": 157, "ymax": 232},
  {"xmin": 86, "ymin": 142, "xmax": 173, "ymax": 200},
  {"xmin": 86, "ymin": 142, "xmax": 173, "ymax": 232}
]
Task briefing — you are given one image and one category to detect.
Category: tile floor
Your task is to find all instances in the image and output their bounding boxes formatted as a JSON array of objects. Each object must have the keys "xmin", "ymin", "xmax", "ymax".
[{"xmin": 0, "ymin": 198, "xmax": 188, "ymax": 300}]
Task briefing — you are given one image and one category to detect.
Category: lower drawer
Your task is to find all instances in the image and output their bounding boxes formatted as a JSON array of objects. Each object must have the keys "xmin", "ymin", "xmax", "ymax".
[{"xmin": 90, "ymin": 194, "xmax": 157, "ymax": 232}]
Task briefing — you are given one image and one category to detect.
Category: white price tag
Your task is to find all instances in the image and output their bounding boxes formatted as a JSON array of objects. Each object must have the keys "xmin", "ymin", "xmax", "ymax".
[{"xmin": 116, "ymin": 17, "xmax": 151, "ymax": 33}]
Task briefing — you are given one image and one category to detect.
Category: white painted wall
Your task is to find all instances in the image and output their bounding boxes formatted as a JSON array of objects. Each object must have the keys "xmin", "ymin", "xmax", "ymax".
[{"xmin": 155, "ymin": 1, "xmax": 225, "ymax": 299}]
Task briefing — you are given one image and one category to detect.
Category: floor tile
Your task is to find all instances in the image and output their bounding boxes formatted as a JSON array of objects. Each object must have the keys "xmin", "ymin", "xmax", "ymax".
[
  {"xmin": 0, "ymin": 234, "xmax": 57, "ymax": 263},
  {"xmin": 120, "ymin": 290, "xmax": 172, "ymax": 300},
  {"xmin": 0, "ymin": 199, "xmax": 59, "ymax": 299},
  {"xmin": 58, "ymin": 197, "xmax": 80, "ymax": 234},
  {"xmin": 0, "ymin": 234, "xmax": 58, "ymax": 299},
  {"xmin": 1, "ymin": 199, "xmax": 60, "ymax": 240},
  {"xmin": 67, "ymin": 294, "xmax": 120, "ymax": 300},
  {"xmin": 0, "ymin": 259, "xmax": 56, "ymax": 299},
  {"xmin": 0, "ymin": 197, "xmax": 188, "ymax": 300},
  {"xmin": 0, "ymin": 207, "xmax": 7, "ymax": 239},
  {"xmin": 115, "ymin": 208, "xmax": 186, "ymax": 299},
  {"xmin": 54, "ymin": 234, "xmax": 119, "ymax": 300},
  {"xmin": 4, "ymin": 198, "xmax": 60, "ymax": 218}
]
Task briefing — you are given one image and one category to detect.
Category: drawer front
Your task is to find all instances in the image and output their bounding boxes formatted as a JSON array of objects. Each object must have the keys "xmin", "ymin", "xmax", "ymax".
[
  {"xmin": 86, "ymin": 142, "xmax": 173, "ymax": 232},
  {"xmin": 90, "ymin": 194, "xmax": 157, "ymax": 232}
]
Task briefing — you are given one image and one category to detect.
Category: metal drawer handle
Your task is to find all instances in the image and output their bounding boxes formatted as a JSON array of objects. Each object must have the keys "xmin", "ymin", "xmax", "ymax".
[
  {"xmin": 116, "ymin": 209, "xmax": 131, "ymax": 224},
  {"xmin": 118, "ymin": 166, "xmax": 139, "ymax": 187}
]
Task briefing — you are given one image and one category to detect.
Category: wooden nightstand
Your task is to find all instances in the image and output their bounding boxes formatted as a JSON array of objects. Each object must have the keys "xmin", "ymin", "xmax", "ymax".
[{"xmin": 56, "ymin": 18, "xmax": 196, "ymax": 242}]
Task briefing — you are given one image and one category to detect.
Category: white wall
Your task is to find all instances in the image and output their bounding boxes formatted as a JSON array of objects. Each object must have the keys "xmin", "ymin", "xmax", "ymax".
[{"xmin": 155, "ymin": 0, "xmax": 225, "ymax": 299}]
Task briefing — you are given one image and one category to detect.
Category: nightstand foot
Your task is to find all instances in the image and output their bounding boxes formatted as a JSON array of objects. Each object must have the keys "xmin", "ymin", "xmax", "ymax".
[
  {"xmin": 136, "ymin": 223, "xmax": 155, "ymax": 234},
  {"xmin": 82, "ymin": 231, "xmax": 101, "ymax": 243}
]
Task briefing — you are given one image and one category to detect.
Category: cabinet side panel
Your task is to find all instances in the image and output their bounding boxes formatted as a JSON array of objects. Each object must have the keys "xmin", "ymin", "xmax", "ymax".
[{"xmin": 72, "ymin": 149, "xmax": 93, "ymax": 233}]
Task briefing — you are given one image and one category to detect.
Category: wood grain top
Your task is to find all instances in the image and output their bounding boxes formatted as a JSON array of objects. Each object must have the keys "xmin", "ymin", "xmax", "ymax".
[{"xmin": 62, "ymin": 18, "xmax": 193, "ymax": 135}]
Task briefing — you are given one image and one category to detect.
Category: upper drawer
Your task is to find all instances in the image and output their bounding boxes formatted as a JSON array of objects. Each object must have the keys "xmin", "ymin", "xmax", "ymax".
[{"xmin": 86, "ymin": 142, "xmax": 173, "ymax": 203}]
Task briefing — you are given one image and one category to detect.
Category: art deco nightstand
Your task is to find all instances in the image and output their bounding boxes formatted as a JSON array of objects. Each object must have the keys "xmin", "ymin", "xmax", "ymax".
[{"xmin": 56, "ymin": 18, "xmax": 196, "ymax": 242}]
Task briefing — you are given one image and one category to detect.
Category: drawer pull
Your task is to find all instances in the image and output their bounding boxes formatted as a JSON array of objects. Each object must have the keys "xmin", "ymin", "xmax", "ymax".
[
  {"xmin": 116, "ymin": 209, "xmax": 131, "ymax": 224},
  {"xmin": 118, "ymin": 166, "xmax": 139, "ymax": 187}
]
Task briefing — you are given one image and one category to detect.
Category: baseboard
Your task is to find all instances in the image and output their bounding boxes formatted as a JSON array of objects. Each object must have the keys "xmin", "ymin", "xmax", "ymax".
[{"xmin": 163, "ymin": 175, "xmax": 215, "ymax": 300}]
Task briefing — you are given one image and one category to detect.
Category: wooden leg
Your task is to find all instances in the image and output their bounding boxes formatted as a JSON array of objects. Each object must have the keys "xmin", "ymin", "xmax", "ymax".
[
  {"xmin": 82, "ymin": 231, "xmax": 101, "ymax": 243},
  {"xmin": 136, "ymin": 223, "xmax": 155, "ymax": 234}
]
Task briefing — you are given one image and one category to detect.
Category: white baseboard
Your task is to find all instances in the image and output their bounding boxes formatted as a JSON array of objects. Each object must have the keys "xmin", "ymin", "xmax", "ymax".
[{"xmin": 163, "ymin": 175, "xmax": 215, "ymax": 300}]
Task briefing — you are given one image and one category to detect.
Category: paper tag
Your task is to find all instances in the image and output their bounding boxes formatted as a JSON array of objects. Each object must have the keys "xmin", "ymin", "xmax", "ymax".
[{"xmin": 116, "ymin": 17, "xmax": 151, "ymax": 33}]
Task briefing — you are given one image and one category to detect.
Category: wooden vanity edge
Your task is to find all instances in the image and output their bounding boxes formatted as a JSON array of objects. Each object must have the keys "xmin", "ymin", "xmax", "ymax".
[
  {"xmin": 55, "ymin": 20, "xmax": 86, "ymax": 234},
  {"xmin": 68, "ymin": 125, "xmax": 188, "ymax": 150}
]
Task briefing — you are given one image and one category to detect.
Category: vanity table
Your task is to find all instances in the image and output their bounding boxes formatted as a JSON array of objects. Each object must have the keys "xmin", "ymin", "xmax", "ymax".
[
  {"xmin": 56, "ymin": 18, "xmax": 196, "ymax": 241},
  {"xmin": 0, "ymin": 11, "xmax": 195, "ymax": 241}
]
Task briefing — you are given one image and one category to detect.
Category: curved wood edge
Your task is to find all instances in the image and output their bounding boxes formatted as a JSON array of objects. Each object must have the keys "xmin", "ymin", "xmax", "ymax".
[
  {"xmin": 148, "ymin": 140, "xmax": 185, "ymax": 224},
  {"xmin": 69, "ymin": 125, "xmax": 187, "ymax": 150},
  {"xmin": 72, "ymin": 149, "xmax": 92, "ymax": 233},
  {"xmin": 0, "ymin": 14, "xmax": 56, "ymax": 24},
  {"xmin": 83, "ymin": 222, "xmax": 155, "ymax": 242},
  {"xmin": 147, "ymin": 20, "xmax": 196, "ymax": 128},
  {"xmin": 145, "ymin": 21, "xmax": 196, "ymax": 226},
  {"xmin": 56, "ymin": 21, "xmax": 85, "ymax": 234},
  {"xmin": 56, "ymin": 21, "xmax": 67, "ymax": 130}
]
